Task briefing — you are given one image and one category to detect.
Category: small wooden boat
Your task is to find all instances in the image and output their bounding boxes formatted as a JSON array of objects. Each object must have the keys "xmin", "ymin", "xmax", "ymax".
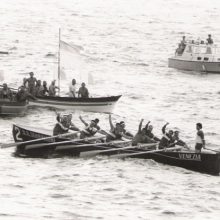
[
  {"xmin": 11, "ymin": 124, "xmax": 220, "ymax": 175},
  {"xmin": 29, "ymin": 95, "xmax": 121, "ymax": 113},
  {"xmin": 168, "ymin": 41, "xmax": 220, "ymax": 73},
  {"xmin": 0, "ymin": 99, "xmax": 27, "ymax": 115}
]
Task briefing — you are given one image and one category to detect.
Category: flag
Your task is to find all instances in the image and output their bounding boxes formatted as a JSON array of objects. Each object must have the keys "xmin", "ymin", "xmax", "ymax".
[{"xmin": 59, "ymin": 40, "xmax": 90, "ymax": 84}]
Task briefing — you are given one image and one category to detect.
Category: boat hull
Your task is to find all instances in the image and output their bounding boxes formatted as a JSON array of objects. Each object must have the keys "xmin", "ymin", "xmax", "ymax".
[
  {"xmin": 0, "ymin": 100, "xmax": 27, "ymax": 115},
  {"xmin": 29, "ymin": 95, "xmax": 121, "ymax": 113},
  {"xmin": 12, "ymin": 124, "xmax": 220, "ymax": 175},
  {"xmin": 168, "ymin": 58, "xmax": 220, "ymax": 73}
]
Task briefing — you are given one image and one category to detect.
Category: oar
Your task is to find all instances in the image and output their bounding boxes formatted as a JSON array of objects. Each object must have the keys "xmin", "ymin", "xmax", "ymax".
[
  {"xmin": 110, "ymin": 146, "xmax": 182, "ymax": 159},
  {"xmin": 25, "ymin": 135, "xmax": 106, "ymax": 150},
  {"xmin": 80, "ymin": 142, "xmax": 157, "ymax": 158},
  {"xmin": 55, "ymin": 140, "xmax": 131, "ymax": 151},
  {"xmin": 204, "ymin": 147, "xmax": 220, "ymax": 153},
  {"xmin": 0, "ymin": 131, "xmax": 80, "ymax": 149}
]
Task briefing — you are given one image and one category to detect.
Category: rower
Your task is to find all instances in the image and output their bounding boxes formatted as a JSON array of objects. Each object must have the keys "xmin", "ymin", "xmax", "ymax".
[
  {"xmin": 132, "ymin": 119, "xmax": 152, "ymax": 146},
  {"xmin": 24, "ymin": 72, "xmax": 37, "ymax": 95},
  {"xmin": 78, "ymin": 82, "xmax": 89, "ymax": 98},
  {"xmin": 169, "ymin": 130, "xmax": 189, "ymax": 149},
  {"xmin": 49, "ymin": 80, "xmax": 59, "ymax": 96},
  {"xmin": 79, "ymin": 115, "xmax": 100, "ymax": 138},
  {"xmin": 158, "ymin": 122, "xmax": 174, "ymax": 149},
  {"xmin": 195, "ymin": 123, "xmax": 205, "ymax": 153},
  {"xmin": 0, "ymin": 83, "xmax": 12, "ymax": 100},
  {"xmin": 53, "ymin": 114, "xmax": 80, "ymax": 136},
  {"xmin": 119, "ymin": 121, "xmax": 133, "ymax": 138},
  {"xmin": 144, "ymin": 121, "xmax": 160, "ymax": 142},
  {"xmin": 106, "ymin": 115, "xmax": 131, "ymax": 142}
]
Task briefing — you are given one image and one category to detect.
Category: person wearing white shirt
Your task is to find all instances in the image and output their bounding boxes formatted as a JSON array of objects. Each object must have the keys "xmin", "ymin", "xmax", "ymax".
[{"xmin": 69, "ymin": 79, "xmax": 77, "ymax": 97}]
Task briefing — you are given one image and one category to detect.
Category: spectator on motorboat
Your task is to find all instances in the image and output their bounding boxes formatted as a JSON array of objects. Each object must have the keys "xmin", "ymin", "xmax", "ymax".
[
  {"xmin": 69, "ymin": 79, "xmax": 77, "ymax": 97},
  {"xmin": 41, "ymin": 81, "xmax": 49, "ymax": 96},
  {"xmin": 24, "ymin": 72, "xmax": 37, "ymax": 95},
  {"xmin": 22, "ymin": 77, "xmax": 28, "ymax": 88},
  {"xmin": 35, "ymin": 80, "xmax": 44, "ymax": 97},
  {"xmin": 53, "ymin": 114, "xmax": 80, "ymax": 136},
  {"xmin": 175, "ymin": 44, "xmax": 184, "ymax": 55},
  {"xmin": 0, "ymin": 83, "xmax": 12, "ymax": 100},
  {"xmin": 195, "ymin": 123, "xmax": 205, "ymax": 153},
  {"xmin": 49, "ymin": 80, "xmax": 59, "ymax": 96},
  {"xmin": 132, "ymin": 119, "xmax": 152, "ymax": 146},
  {"xmin": 144, "ymin": 122, "xmax": 160, "ymax": 142},
  {"xmin": 207, "ymin": 34, "xmax": 214, "ymax": 44},
  {"xmin": 78, "ymin": 82, "xmax": 89, "ymax": 98},
  {"xmin": 79, "ymin": 115, "xmax": 100, "ymax": 138},
  {"xmin": 119, "ymin": 121, "xmax": 134, "ymax": 138},
  {"xmin": 158, "ymin": 122, "xmax": 174, "ymax": 149},
  {"xmin": 15, "ymin": 86, "xmax": 36, "ymax": 102}
]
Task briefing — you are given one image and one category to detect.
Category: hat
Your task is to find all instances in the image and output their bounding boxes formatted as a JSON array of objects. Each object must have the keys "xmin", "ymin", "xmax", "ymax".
[{"xmin": 92, "ymin": 118, "xmax": 99, "ymax": 124}]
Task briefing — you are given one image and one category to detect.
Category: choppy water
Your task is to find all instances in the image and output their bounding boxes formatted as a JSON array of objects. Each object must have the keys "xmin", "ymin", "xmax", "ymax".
[{"xmin": 0, "ymin": 0, "xmax": 220, "ymax": 219}]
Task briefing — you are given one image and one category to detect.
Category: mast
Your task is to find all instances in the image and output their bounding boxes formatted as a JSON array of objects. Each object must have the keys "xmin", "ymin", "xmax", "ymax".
[{"xmin": 58, "ymin": 28, "xmax": 61, "ymax": 95}]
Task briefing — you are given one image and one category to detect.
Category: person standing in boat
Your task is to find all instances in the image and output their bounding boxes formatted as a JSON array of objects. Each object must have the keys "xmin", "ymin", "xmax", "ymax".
[
  {"xmin": 195, "ymin": 123, "xmax": 205, "ymax": 153},
  {"xmin": 78, "ymin": 82, "xmax": 89, "ymax": 98},
  {"xmin": 207, "ymin": 34, "xmax": 214, "ymax": 44},
  {"xmin": 69, "ymin": 79, "xmax": 77, "ymax": 97},
  {"xmin": 49, "ymin": 80, "xmax": 59, "ymax": 96},
  {"xmin": 79, "ymin": 115, "xmax": 100, "ymax": 138},
  {"xmin": 158, "ymin": 122, "xmax": 174, "ymax": 149},
  {"xmin": 0, "ymin": 83, "xmax": 12, "ymax": 100},
  {"xmin": 24, "ymin": 72, "xmax": 37, "ymax": 95}
]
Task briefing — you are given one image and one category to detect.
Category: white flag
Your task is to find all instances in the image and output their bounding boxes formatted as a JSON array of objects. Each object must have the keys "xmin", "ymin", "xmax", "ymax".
[{"xmin": 59, "ymin": 40, "xmax": 89, "ymax": 84}]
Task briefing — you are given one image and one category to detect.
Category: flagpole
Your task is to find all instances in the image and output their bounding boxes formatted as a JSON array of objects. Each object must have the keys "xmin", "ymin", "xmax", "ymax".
[{"xmin": 58, "ymin": 28, "xmax": 61, "ymax": 96}]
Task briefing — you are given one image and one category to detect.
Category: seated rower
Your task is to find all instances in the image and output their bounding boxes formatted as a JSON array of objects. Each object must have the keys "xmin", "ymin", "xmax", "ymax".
[
  {"xmin": 119, "ymin": 121, "xmax": 134, "ymax": 138},
  {"xmin": 132, "ymin": 119, "xmax": 152, "ymax": 146},
  {"xmin": 169, "ymin": 130, "xmax": 189, "ymax": 149},
  {"xmin": 0, "ymin": 83, "xmax": 12, "ymax": 100},
  {"xmin": 79, "ymin": 115, "xmax": 100, "ymax": 139},
  {"xmin": 53, "ymin": 114, "xmax": 80, "ymax": 136},
  {"xmin": 144, "ymin": 121, "xmax": 160, "ymax": 142},
  {"xmin": 49, "ymin": 80, "xmax": 59, "ymax": 96},
  {"xmin": 15, "ymin": 86, "xmax": 36, "ymax": 102},
  {"xmin": 106, "ymin": 115, "xmax": 132, "ymax": 142},
  {"xmin": 78, "ymin": 82, "xmax": 89, "ymax": 98},
  {"xmin": 158, "ymin": 122, "xmax": 174, "ymax": 149}
]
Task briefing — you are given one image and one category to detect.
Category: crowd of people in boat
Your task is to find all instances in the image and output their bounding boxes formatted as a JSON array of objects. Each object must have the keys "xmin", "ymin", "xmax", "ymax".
[
  {"xmin": 53, "ymin": 113, "xmax": 205, "ymax": 153},
  {"xmin": 175, "ymin": 34, "xmax": 214, "ymax": 55},
  {"xmin": 0, "ymin": 72, "xmax": 90, "ymax": 102}
]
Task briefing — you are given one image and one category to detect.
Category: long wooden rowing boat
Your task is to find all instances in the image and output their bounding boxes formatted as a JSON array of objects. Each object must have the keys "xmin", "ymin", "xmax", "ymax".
[
  {"xmin": 11, "ymin": 124, "xmax": 220, "ymax": 175},
  {"xmin": 0, "ymin": 99, "xmax": 27, "ymax": 116},
  {"xmin": 29, "ymin": 95, "xmax": 121, "ymax": 113}
]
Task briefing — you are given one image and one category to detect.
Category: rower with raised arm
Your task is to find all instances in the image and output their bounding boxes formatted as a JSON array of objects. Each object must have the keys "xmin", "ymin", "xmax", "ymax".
[
  {"xmin": 79, "ymin": 115, "xmax": 100, "ymax": 138},
  {"xmin": 144, "ymin": 121, "xmax": 160, "ymax": 142},
  {"xmin": 195, "ymin": 123, "xmax": 205, "ymax": 153},
  {"xmin": 119, "ymin": 121, "xmax": 134, "ymax": 138},
  {"xmin": 158, "ymin": 122, "xmax": 174, "ymax": 149},
  {"xmin": 169, "ymin": 130, "xmax": 189, "ymax": 149}
]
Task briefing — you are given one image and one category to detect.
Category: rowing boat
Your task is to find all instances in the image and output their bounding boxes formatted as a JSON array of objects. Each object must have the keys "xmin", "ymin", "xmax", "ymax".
[
  {"xmin": 11, "ymin": 124, "xmax": 220, "ymax": 175},
  {"xmin": 0, "ymin": 99, "xmax": 27, "ymax": 116},
  {"xmin": 29, "ymin": 95, "xmax": 121, "ymax": 113}
]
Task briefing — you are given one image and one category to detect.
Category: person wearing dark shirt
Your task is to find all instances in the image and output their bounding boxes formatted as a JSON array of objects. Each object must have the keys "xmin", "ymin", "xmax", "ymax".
[
  {"xmin": 0, "ymin": 83, "xmax": 12, "ymax": 100},
  {"xmin": 16, "ymin": 86, "xmax": 36, "ymax": 102},
  {"xmin": 207, "ymin": 34, "xmax": 214, "ymax": 44},
  {"xmin": 158, "ymin": 122, "xmax": 174, "ymax": 149},
  {"xmin": 78, "ymin": 82, "xmax": 89, "ymax": 98},
  {"xmin": 144, "ymin": 121, "xmax": 160, "ymax": 142},
  {"xmin": 42, "ymin": 81, "xmax": 49, "ymax": 96}
]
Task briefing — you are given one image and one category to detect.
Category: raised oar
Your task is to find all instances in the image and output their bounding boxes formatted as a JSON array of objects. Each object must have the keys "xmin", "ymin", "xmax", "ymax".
[
  {"xmin": 0, "ymin": 131, "xmax": 80, "ymax": 149},
  {"xmin": 80, "ymin": 142, "xmax": 157, "ymax": 158},
  {"xmin": 110, "ymin": 146, "xmax": 182, "ymax": 159},
  {"xmin": 25, "ymin": 135, "xmax": 106, "ymax": 150}
]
